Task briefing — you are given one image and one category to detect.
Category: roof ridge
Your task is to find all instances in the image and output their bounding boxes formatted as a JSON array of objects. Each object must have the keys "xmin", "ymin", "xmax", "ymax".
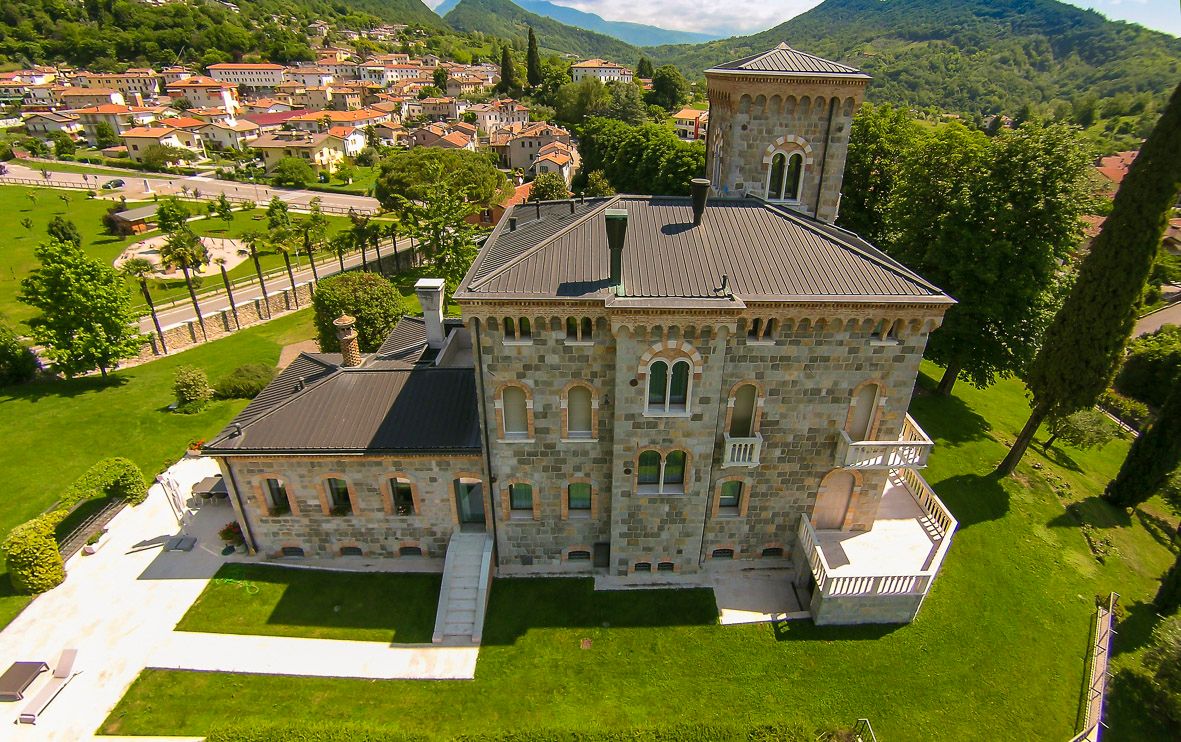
[
  {"xmin": 467, "ymin": 197, "xmax": 619, "ymax": 291},
  {"xmin": 753, "ymin": 197, "xmax": 943, "ymax": 294}
]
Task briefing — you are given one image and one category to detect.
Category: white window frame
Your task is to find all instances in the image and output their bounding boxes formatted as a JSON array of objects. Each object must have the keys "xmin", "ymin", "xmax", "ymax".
[
  {"xmin": 644, "ymin": 358, "xmax": 692, "ymax": 417},
  {"xmin": 765, "ymin": 150, "xmax": 804, "ymax": 204}
]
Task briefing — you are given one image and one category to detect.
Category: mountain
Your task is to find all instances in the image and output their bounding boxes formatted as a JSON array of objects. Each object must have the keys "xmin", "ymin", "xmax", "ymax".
[
  {"xmin": 649, "ymin": 0, "xmax": 1181, "ymax": 125},
  {"xmin": 448, "ymin": 0, "xmax": 720, "ymax": 46},
  {"xmin": 444, "ymin": 0, "xmax": 642, "ymax": 63}
]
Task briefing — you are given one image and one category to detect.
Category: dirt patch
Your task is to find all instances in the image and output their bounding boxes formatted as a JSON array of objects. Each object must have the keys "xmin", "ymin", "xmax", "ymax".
[{"xmin": 278, "ymin": 339, "xmax": 320, "ymax": 369}]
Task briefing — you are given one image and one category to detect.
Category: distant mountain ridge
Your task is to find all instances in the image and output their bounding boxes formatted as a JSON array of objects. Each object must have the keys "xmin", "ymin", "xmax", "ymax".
[
  {"xmin": 436, "ymin": 0, "xmax": 720, "ymax": 46},
  {"xmin": 444, "ymin": 0, "xmax": 642, "ymax": 62}
]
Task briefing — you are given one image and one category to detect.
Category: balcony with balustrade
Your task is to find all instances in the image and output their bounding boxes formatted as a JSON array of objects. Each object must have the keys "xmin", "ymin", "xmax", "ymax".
[
  {"xmin": 722, "ymin": 432, "xmax": 763, "ymax": 468},
  {"xmin": 795, "ymin": 467, "xmax": 956, "ymax": 625},
  {"xmin": 834, "ymin": 414, "xmax": 934, "ymax": 469}
]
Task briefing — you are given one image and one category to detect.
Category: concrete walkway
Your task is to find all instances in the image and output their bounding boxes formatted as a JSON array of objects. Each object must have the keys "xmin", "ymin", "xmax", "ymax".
[
  {"xmin": 150, "ymin": 631, "xmax": 477, "ymax": 679},
  {"xmin": 433, "ymin": 532, "xmax": 492, "ymax": 644}
]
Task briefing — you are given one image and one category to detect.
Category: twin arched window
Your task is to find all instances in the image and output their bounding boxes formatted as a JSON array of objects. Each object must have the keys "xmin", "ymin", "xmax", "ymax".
[
  {"xmin": 767, "ymin": 152, "xmax": 803, "ymax": 202},
  {"xmin": 647, "ymin": 359, "xmax": 691, "ymax": 414},
  {"xmin": 503, "ymin": 317, "xmax": 532, "ymax": 342},
  {"xmin": 565, "ymin": 316, "xmax": 593, "ymax": 343},
  {"xmin": 637, "ymin": 450, "xmax": 687, "ymax": 495}
]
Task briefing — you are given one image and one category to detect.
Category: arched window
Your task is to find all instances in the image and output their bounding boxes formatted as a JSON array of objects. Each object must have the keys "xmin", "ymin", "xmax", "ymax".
[
  {"xmin": 657, "ymin": 562, "xmax": 676, "ymax": 572},
  {"xmin": 326, "ymin": 477, "xmax": 351, "ymax": 516},
  {"xmin": 565, "ymin": 316, "xmax": 594, "ymax": 343},
  {"xmin": 634, "ymin": 562, "xmax": 652, "ymax": 572},
  {"xmin": 637, "ymin": 450, "xmax": 688, "ymax": 495},
  {"xmin": 767, "ymin": 151, "xmax": 803, "ymax": 202},
  {"xmin": 748, "ymin": 318, "xmax": 777, "ymax": 342},
  {"xmin": 717, "ymin": 480, "xmax": 743, "ymax": 515},
  {"xmin": 503, "ymin": 316, "xmax": 532, "ymax": 342},
  {"xmin": 341, "ymin": 546, "xmax": 363, "ymax": 557},
  {"xmin": 399, "ymin": 545, "xmax": 423, "ymax": 557},
  {"xmin": 712, "ymin": 548, "xmax": 734, "ymax": 559},
  {"xmin": 567, "ymin": 386, "xmax": 593, "ymax": 438},
  {"xmin": 729, "ymin": 384, "xmax": 758, "ymax": 438},
  {"xmin": 647, "ymin": 359, "xmax": 691, "ymax": 414},
  {"xmin": 567, "ymin": 549, "xmax": 591, "ymax": 561},
  {"xmin": 281, "ymin": 546, "xmax": 305, "ymax": 557},
  {"xmin": 762, "ymin": 547, "xmax": 784, "ymax": 558},
  {"xmin": 502, "ymin": 386, "xmax": 529, "ymax": 439}
]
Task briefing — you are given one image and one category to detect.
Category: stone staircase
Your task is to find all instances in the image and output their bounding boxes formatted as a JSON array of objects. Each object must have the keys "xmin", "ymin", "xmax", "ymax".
[{"xmin": 432, "ymin": 531, "xmax": 494, "ymax": 645}]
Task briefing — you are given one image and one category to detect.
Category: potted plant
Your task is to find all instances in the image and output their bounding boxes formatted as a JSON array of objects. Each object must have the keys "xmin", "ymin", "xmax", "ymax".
[
  {"xmin": 218, "ymin": 521, "xmax": 244, "ymax": 554},
  {"xmin": 82, "ymin": 528, "xmax": 109, "ymax": 555}
]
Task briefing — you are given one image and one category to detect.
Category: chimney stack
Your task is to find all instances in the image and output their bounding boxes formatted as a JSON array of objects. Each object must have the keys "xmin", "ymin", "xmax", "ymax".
[
  {"xmin": 508, "ymin": 216, "xmax": 517, "ymax": 231},
  {"xmin": 334, "ymin": 315, "xmax": 363, "ymax": 367},
  {"xmin": 605, "ymin": 208, "xmax": 628, "ymax": 292},
  {"xmin": 690, "ymin": 178, "xmax": 711, "ymax": 226},
  {"xmin": 414, "ymin": 277, "xmax": 447, "ymax": 349}
]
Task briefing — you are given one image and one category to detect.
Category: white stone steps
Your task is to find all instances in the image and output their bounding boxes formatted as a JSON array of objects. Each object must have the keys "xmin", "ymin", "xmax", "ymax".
[{"xmin": 432, "ymin": 531, "xmax": 494, "ymax": 645}]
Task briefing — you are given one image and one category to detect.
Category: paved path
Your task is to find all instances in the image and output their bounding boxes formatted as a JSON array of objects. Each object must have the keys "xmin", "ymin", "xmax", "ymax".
[
  {"xmin": 1135, "ymin": 300, "xmax": 1181, "ymax": 336},
  {"xmin": 150, "ymin": 631, "xmax": 477, "ymax": 679}
]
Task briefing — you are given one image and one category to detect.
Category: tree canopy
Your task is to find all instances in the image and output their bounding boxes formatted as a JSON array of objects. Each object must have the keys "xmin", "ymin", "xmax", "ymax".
[
  {"xmin": 312, "ymin": 272, "xmax": 404, "ymax": 354},
  {"xmin": 271, "ymin": 157, "xmax": 315, "ymax": 187},
  {"xmin": 375, "ymin": 147, "xmax": 511, "ymax": 211},
  {"xmin": 577, "ymin": 117, "xmax": 704, "ymax": 196},
  {"xmin": 529, "ymin": 172, "xmax": 569, "ymax": 202}
]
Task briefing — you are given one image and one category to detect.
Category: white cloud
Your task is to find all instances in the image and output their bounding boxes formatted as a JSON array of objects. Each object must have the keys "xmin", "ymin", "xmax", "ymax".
[{"xmin": 535, "ymin": 0, "xmax": 823, "ymax": 36}]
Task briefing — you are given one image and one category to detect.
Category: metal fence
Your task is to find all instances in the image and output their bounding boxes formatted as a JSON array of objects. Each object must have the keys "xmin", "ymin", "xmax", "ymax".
[{"xmin": 1069, "ymin": 592, "xmax": 1119, "ymax": 742}]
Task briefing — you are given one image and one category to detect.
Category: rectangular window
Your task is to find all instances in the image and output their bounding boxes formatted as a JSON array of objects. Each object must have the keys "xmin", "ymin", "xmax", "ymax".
[
  {"xmin": 264, "ymin": 478, "xmax": 289, "ymax": 514},
  {"xmin": 509, "ymin": 483, "xmax": 533, "ymax": 512},
  {"xmin": 391, "ymin": 479, "xmax": 415, "ymax": 515},
  {"xmin": 568, "ymin": 483, "xmax": 591, "ymax": 514},
  {"xmin": 327, "ymin": 478, "xmax": 351, "ymax": 515},
  {"xmin": 719, "ymin": 481, "xmax": 742, "ymax": 514}
]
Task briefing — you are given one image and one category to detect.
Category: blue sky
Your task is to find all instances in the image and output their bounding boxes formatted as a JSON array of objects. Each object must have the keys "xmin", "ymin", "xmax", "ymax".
[{"xmin": 505, "ymin": 0, "xmax": 1181, "ymax": 37}]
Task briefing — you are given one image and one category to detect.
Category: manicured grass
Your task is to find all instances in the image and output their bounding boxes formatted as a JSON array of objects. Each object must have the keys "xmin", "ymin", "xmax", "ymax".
[
  {"xmin": 176, "ymin": 563, "xmax": 442, "ymax": 643},
  {"xmin": 0, "ymin": 309, "xmax": 316, "ymax": 629},
  {"xmin": 310, "ymin": 165, "xmax": 378, "ymax": 196},
  {"xmin": 99, "ymin": 363, "xmax": 1177, "ymax": 740},
  {"xmin": 20, "ymin": 159, "xmax": 140, "ymax": 177}
]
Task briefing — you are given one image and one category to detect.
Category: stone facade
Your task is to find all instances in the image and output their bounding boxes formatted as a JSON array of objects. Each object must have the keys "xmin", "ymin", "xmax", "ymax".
[
  {"xmin": 704, "ymin": 72, "xmax": 867, "ymax": 222},
  {"xmin": 809, "ymin": 589, "xmax": 925, "ymax": 626},
  {"xmin": 220, "ymin": 453, "xmax": 485, "ymax": 560},
  {"xmin": 469, "ymin": 301, "xmax": 945, "ymax": 577}
]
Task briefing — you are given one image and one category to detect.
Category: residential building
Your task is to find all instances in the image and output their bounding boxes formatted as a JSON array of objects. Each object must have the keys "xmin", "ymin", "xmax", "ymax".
[
  {"xmin": 570, "ymin": 59, "xmax": 633, "ymax": 84},
  {"xmin": 207, "ymin": 63, "xmax": 286, "ymax": 90},
  {"xmin": 328, "ymin": 125, "xmax": 366, "ymax": 156},
  {"xmin": 73, "ymin": 70, "xmax": 160, "ymax": 100},
  {"xmin": 286, "ymin": 108, "xmax": 391, "ymax": 132},
  {"xmin": 673, "ymin": 107, "xmax": 709, "ymax": 141},
  {"xmin": 160, "ymin": 66, "xmax": 194, "ymax": 86},
  {"xmin": 409, "ymin": 122, "xmax": 475, "ymax": 150},
  {"xmin": 240, "ymin": 109, "xmax": 304, "ymax": 134},
  {"xmin": 71, "ymin": 104, "xmax": 159, "ymax": 145},
  {"xmin": 206, "ymin": 43, "xmax": 958, "ymax": 629},
  {"xmin": 419, "ymin": 96, "xmax": 466, "ymax": 121},
  {"xmin": 121, "ymin": 126, "xmax": 202, "ymax": 162},
  {"xmin": 490, "ymin": 121, "xmax": 572, "ymax": 171},
  {"xmin": 60, "ymin": 88, "xmax": 126, "ymax": 108},
  {"xmin": 198, "ymin": 120, "xmax": 260, "ymax": 150},
  {"xmin": 252, "ymin": 129, "xmax": 346, "ymax": 174},
  {"xmin": 166, "ymin": 76, "xmax": 240, "ymax": 113},
  {"xmin": 286, "ymin": 67, "xmax": 335, "ymax": 87},
  {"xmin": 446, "ymin": 74, "xmax": 489, "ymax": 98},
  {"xmin": 469, "ymin": 99, "xmax": 529, "ymax": 132},
  {"xmin": 22, "ymin": 111, "xmax": 83, "ymax": 139},
  {"xmin": 530, "ymin": 141, "xmax": 575, "ymax": 185}
]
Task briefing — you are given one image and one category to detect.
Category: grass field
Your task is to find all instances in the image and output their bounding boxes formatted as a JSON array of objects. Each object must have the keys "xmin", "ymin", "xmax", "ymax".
[
  {"xmin": 98, "ymin": 363, "xmax": 1177, "ymax": 740},
  {"xmin": 18, "ymin": 159, "xmax": 142, "ymax": 178},
  {"xmin": 176, "ymin": 564, "xmax": 442, "ymax": 643},
  {"xmin": 0, "ymin": 184, "xmax": 357, "ymax": 325},
  {"xmin": 0, "ymin": 309, "xmax": 316, "ymax": 629}
]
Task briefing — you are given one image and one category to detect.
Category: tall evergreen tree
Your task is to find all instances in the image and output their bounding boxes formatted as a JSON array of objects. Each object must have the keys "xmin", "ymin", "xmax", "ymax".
[
  {"xmin": 526, "ymin": 27, "xmax": 542, "ymax": 88},
  {"xmin": 998, "ymin": 82, "xmax": 1181, "ymax": 475},
  {"xmin": 1103, "ymin": 387, "xmax": 1181, "ymax": 508},
  {"xmin": 497, "ymin": 45, "xmax": 518, "ymax": 95},
  {"xmin": 636, "ymin": 56, "xmax": 654, "ymax": 79}
]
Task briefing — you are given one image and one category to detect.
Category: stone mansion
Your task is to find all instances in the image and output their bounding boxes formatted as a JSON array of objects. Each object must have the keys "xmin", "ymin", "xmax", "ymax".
[{"xmin": 205, "ymin": 43, "xmax": 960, "ymax": 630}]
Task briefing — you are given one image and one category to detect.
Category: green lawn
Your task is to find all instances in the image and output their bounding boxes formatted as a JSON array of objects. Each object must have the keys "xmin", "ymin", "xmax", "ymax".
[
  {"xmin": 0, "ymin": 309, "xmax": 316, "ymax": 629},
  {"xmin": 176, "ymin": 563, "xmax": 441, "ymax": 643},
  {"xmin": 310, "ymin": 165, "xmax": 379, "ymax": 196},
  {"xmin": 98, "ymin": 363, "xmax": 1177, "ymax": 740},
  {"xmin": 19, "ymin": 159, "xmax": 140, "ymax": 177}
]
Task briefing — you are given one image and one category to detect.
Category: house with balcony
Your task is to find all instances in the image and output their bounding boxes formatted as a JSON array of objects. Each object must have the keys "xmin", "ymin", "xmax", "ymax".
[{"xmin": 204, "ymin": 43, "xmax": 960, "ymax": 630}]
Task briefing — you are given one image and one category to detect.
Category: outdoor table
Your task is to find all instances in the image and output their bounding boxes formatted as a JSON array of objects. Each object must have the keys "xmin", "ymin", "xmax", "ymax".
[{"xmin": 192, "ymin": 475, "xmax": 228, "ymax": 501}]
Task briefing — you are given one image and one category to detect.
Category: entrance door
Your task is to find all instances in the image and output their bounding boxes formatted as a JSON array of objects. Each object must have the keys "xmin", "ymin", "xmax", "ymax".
[
  {"xmin": 848, "ymin": 385, "xmax": 879, "ymax": 441},
  {"xmin": 813, "ymin": 471, "xmax": 854, "ymax": 530},
  {"xmin": 454, "ymin": 479, "xmax": 485, "ymax": 527}
]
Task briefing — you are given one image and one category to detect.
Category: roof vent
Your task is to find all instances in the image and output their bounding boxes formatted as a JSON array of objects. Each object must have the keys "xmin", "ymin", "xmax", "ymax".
[
  {"xmin": 605, "ymin": 208, "xmax": 628, "ymax": 291},
  {"xmin": 508, "ymin": 216, "xmax": 517, "ymax": 231},
  {"xmin": 691, "ymin": 178, "xmax": 711, "ymax": 226}
]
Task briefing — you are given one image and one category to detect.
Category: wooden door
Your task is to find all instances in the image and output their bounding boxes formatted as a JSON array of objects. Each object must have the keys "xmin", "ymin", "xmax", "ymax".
[{"xmin": 813, "ymin": 471, "xmax": 854, "ymax": 530}]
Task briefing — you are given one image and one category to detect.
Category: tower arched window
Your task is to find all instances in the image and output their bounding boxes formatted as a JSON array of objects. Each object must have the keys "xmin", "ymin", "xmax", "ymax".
[
  {"xmin": 766, "ymin": 151, "xmax": 803, "ymax": 202},
  {"xmin": 646, "ymin": 359, "xmax": 691, "ymax": 415}
]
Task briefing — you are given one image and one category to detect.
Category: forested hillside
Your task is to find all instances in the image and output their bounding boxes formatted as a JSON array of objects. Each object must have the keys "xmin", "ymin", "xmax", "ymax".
[
  {"xmin": 445, "ymin": 0, "xmax": 640, "ymax": 61},
  {"xmin": 0, "ymin": 0, "xmax": 445, "ymax": 68},
  {"xmin": 649, "ymin": 0, "xmax": 1181, "ymax": 147}
]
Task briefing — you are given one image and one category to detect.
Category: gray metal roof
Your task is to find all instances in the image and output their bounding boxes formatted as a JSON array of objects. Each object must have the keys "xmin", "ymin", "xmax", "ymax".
[
  {"xmin": 458, "ymin": 196, "xmax": 950, "ymax": 304},
  {"xmin": 707, "ymin": 43, "xmax": 868, "ymax": 78},
  {"xmin": 205, "ymin": 319, "xmax": 481, "ymax": 456},
  {"xmin": 112, "ymin": 204, "xmax": 158, "ymax": 222}
]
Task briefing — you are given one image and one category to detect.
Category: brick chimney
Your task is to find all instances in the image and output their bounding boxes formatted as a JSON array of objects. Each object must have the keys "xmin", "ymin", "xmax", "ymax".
[
  {"xmin": 414, "ymin": 278, "xmax": 446, "ymax": 349},
  {"xmin": 334, "ymin": 315, "xmax": 363, "ymax": 367}
]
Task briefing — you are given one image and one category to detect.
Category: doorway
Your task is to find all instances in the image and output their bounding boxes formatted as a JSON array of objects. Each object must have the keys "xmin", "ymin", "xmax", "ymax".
[
  {"xmin": 813, "ymin": 471, "xmax": 854, "ymax": 530},
  {"xmin": 454, "ymin": 479, "xmax": 485, "ymax": 529}
]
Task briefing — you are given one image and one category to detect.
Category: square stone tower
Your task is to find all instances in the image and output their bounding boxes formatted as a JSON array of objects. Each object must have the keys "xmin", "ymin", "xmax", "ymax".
[{"xmin": 704, "ymin": 43, "xmax": 870, "ymax": 223}]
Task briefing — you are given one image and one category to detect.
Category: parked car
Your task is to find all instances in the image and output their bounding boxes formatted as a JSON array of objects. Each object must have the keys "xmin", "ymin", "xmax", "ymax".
[{"xmin": 101, "ymin": 179, "xmax": 125, "ymax": 189}]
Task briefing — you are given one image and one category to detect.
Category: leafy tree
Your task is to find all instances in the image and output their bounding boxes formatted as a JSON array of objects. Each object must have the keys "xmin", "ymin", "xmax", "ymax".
[
  {"xmin": 1142, "ymin": 615, "xmax": 1181, "ymax": 732},
  {"xmin": 18, "ymin": 239, "xmax": 142, "ymax": 377},
  {"xmin": 94, "ymin": 121, "xmax": 119, "ymax": 149},
  {"xmin": 432, "ymin": 66, "xmax": 448, "ymax": 91},
  {"xmin": 999, "ymin": 83, "xmax": 1181, "ymax": 475},
  {"xmin": 636, "ymin": 56, "xmax": 654, "ymax": 79},
  {"xmin": 496, "ymin": 44, "xmax": 518, "ymax": 96},
  {"xmin": 312, "ymin": 272, "xmax": 404, "ymax": 353},
  {"xmin": 215, "ymin": 193, "xmax": 234, "ymax": 224},
  {"xmin": 49, "ymin": 131, "xmax": 76, "ymax": 157},
  {"xmin": 155, "ymin": 196, "xmax": 191, "ymax": 233},
  {"xmin": 884, "ymin": 120, "xmax": 1092, "ymax": 395},
  {"xmin": 529, "ymin": 172, "xmax": 569, "ymax": 202},
  {"xmin": 649, "ymin": 65, "xmax": 690, "ymax": 112},
  {"xmin": 1103, "ymin": 385, "xmax": 1181, "ymax": 508},
  {"xmin": 270, "ymin": 156, "xmax": 315, "ymax": 187},
  {"xmin": 140, "ymin": 144, "xmax": 191, "ymax": 171},
  {"xmin": 394, "ymin": 161, "xmax": 482, "ymax": 295},
  {"xmin": 159, "ymin": 227, "xmax": 211, "ymax": 341},
  {"xmin": 0, "ymin": 321, "xmax": 37, "ymax": 386},
  {"xmin": 1114, "ymin": 325, "xmax": 1181, "ymax": 408},
  {"xmin": 838, "ymin": 104, "xmax": 922, "ymax": 245},
  {"xmin": 554, "ymin": 78, "xmax": 611, "ymax": 126},
  {"xmin": 577, "ymin": 117, "xmax": 705, "ymax": 196},
  {"xmin": 526, "ymin": 27, "xmax": 542, "ymax": 88},
  {"xmin": 46, "ymin": 216, "xmax": 81, "ymax": 247},
  {"xmin": 603, "ymin": 81, "xmax": 648, "ymax": 125},
  {"xmin": 335, "ymin": 161, "xmax": 355, "ymax": 184},
  {"xmin": 583, "ymin": 170, "xmax": 615, "ymax": 197},
  {"xmin": 1042, "ymin": 408, "xmax": 1120, "ymax": 451},
  {"xmin": 266, "ymin": 196, "xmax": 291, "ymax": 231},
  {"xmin": 416, "ymin": 85, "xmax": 443, "ymax": 99},
  {"xmin": 375, "ymin": 148, "xmax": 510, "ymax": 211}
]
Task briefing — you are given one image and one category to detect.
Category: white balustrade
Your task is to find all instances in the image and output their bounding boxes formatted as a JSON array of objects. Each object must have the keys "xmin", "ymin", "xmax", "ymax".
[
  {"xmin": 722, "ymin": 433, "xmax": 763, "ymax": 468},
  {"xmin": 835, "ymin": 414, "xmax": 933, "ymax": 469}
]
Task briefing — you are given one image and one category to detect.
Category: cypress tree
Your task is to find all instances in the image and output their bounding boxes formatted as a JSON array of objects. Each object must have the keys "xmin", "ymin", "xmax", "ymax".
[
  {"xmin": 998, "ymin": 82, "xmax": 1181, "ymax": 475},
  {"xmin": 637, "ymin": 56, "xmax": 654, "ymax": 78},
  {"xmin": 498, "ymin": 45, "xmax": 517, "ymax": 95},
  {"xmin": 1103, "ymin": 387, "xmax": 1181, "ymax": 508},
  {"xmin": 526, "ymin": 27, "xmax": 542, "ymax": 88}
]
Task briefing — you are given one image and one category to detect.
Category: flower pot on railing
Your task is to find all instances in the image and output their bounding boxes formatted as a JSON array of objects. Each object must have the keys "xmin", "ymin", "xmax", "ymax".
[{"xmin": 82, "ymin": 528, "xmax": 109, "ymax": 555}]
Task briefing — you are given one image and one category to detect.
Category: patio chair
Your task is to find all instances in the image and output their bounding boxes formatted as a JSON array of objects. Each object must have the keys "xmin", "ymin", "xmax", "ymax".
[
  {"xmin": 0, "ymin": 661, "xmax": 48, "ymax": 702},
  {"xmin": 17, "ymin": 649, "xmax": 79, "ymax": 724}
]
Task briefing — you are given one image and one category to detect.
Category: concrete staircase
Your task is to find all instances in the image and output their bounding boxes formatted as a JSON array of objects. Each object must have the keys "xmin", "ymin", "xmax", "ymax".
[{"xmin": 432, "ymin": 531, "xmax": 494, "ymax": 645}]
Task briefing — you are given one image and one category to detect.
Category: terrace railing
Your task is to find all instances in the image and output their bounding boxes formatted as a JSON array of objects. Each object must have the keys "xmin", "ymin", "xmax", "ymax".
[
  {"xmin": 835, "ymin": 414, "xmax": 934, "ymax": 469},
  {"xmin": 722, "ymin": 433, "xmax": 762, "ymax": 468}
]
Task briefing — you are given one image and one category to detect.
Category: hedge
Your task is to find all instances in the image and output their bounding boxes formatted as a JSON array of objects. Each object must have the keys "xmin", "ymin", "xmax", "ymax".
[
  {"xmin": 205, "ymin": 722, "xmax": 842, "ymax": 742},
  {"xmin": 3, "ymin": 457, "xmax": 147, "ymax": 594}
]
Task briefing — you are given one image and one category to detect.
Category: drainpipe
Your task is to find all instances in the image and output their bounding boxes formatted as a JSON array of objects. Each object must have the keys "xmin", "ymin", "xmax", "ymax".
[
  {"xmin": 222, "ymin": 458, "xmax": 258, "ymax": 555},
  {"xmin": 472, "ymin": 319, "xmax": 500, "ymax": 562},
  {"xmin": 815, "ymin": 96, "xmax": 837, "ymax": 222},
  {"xmin": 698, "ymin": 323, "xmax": 732, "ymax": 570}
]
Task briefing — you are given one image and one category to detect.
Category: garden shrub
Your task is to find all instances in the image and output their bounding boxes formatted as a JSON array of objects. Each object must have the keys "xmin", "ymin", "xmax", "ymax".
[
  {"xmin": 1098, "ymin": 389, "xmax": 1152, "ymax": 430},
  {"xmin": 0, "ymin": 321, "xmax": 37, "ymax": 386},
  {"xmin": 1043, "ymin": 408, "xmax": 1122, "ymax": 451},
  {"xmin": 1114, "ymin": 325, "xmax": 1181, "ymax": 408},
  {"xmin": 174, "ymin": 365, "xmax": 213, "ymax": 413},
  {"xmin": 64, "ymin": 457, "xmax": 148, "ymax": 506},
  {"xmin": 205, "ymin": 721, "xmax": 841, "ymax": 742},
  {"xmin": 215, "ymin": 363, "xmax": 275, "ymax": 399},
  {"xmin": 313, "ymin": 272, "xmax": 405, "ymax": 353},
  {"xmin": 1143, "ymin": 614, "xmax": 1181, "ymax": 734},
  {"xmin": 3, "ymin": 514, "xmax": 67, "ymax": 594}
]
